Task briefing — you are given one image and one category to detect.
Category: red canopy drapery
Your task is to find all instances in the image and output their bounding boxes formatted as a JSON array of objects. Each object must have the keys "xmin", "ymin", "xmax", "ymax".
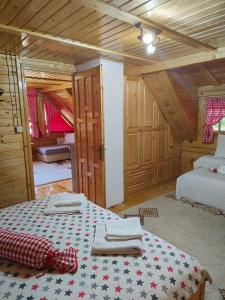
[
  {"xmin": 203, "ymin": 98, "xmax": 225, "ymax": 143},
  {"xmin": 44, "ymin": 98, "xmax": 73, "ymax": 134},
  {"xmin": 27, "ymin": 90, "xmax": 39, "ymax": 139}
]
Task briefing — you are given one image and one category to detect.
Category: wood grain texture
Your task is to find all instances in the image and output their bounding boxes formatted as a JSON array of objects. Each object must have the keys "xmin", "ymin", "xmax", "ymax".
[
  {"xmin": 0, "ymin": 0, "xmax": 224, "ymax": 65},
  {"xmin": 0, "ymin": 54, "xmax": 31, "ymax": 207},
  {"xmin": 144, "ymin": 71, "xmax": 198, "ymax": 142},
  {"xmin": 73, "ymin": 66, "xmax": 105, "ymax": 207},
  {"xmin": 124, "ymin": 76, "xmax": 181, "ymax": 198}
]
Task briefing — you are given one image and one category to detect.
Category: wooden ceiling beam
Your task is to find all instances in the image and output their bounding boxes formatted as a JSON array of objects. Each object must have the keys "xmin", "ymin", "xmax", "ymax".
[
  {"xmin": 198, "ymin": 64, "xmax": 220, "ymax": 86},
  {"xmin": 0, "ymin": 24, "xmax": 155, "ymax": 64},
  {"xmin": 141, "ymin": 47, "xmax": 225, "ymax": 74},
  {"xmin": 40, "ymin": 83, "xmax": 72, "ymax": 93},
  {"xmin": 76, "ymin": 0, "xmax": 215, "ymax": 52}
]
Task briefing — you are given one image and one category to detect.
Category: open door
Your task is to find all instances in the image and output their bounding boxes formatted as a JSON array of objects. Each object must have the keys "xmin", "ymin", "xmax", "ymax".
[{"xmin": 73, "ymin": 66, "xmax": 105, "ymax": 207}]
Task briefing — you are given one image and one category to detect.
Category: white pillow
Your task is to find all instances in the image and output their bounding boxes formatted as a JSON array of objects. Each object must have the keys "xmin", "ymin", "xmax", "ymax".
[
  {"xmin": 64, "ymin": 133, "xmax": 75, "ymax": 144},
  {"xmin": 215, "ymin": 134, "xmax": 225, "ymax": 158}
]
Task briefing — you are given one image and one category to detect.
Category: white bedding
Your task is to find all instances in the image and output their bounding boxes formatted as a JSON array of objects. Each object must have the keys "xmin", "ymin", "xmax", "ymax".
[
  {"xmin": 193, "ymin": 155, "xmax": 225, "ymax": 169},
  {"xmin": 0, "ymin": 192, "xmax": 209, "ymax": 300},
  {"xmin": 176, "ymin": 168, "xmax": 225, "ymax": 211}
]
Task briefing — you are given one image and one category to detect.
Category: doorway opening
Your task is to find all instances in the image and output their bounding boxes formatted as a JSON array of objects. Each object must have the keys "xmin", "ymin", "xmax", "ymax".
[{"xmin": 24, "ymin": 69, "xmax": 75, "ymax": 199}]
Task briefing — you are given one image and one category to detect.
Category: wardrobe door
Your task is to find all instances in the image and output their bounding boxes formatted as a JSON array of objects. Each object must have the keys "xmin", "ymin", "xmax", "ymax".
[
  {"xmin": 141, "ymin": 80, "xmax": 154, "ymax": 167},
  {"xmin": 124, "ymin": 77, "xmax": 141, "ymax": 171},
  {"xmin": 124, "ymin": 77, "xmax": 155, "ymax": 197}
]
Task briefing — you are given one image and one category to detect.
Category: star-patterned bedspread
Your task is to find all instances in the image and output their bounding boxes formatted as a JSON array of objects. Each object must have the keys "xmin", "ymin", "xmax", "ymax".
[{"xmin": 0, "ymin": 193, "xmax": 208, "ymax": 300}]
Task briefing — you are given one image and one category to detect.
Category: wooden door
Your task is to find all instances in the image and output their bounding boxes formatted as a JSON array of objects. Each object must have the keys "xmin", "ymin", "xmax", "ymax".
[
  {"xmin": 124, "ymin": 77, "xmax": 142, "ymax": 170},
  {"xmin": 73, "ymin": 66, "xmax": 105, "ymax": 207}
]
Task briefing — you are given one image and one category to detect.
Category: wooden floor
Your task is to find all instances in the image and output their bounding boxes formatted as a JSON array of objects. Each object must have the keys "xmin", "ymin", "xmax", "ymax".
[
  {"xmin": 35, "ymin": 179, "xmax": 175, "ymax": 212},
  {"xmin": 111, "ymin": 180, "xmax": 176, "ymax": 213},
  {"xmin": 35, "ymin": 179, "xmax": 72, "ymax": 200}
]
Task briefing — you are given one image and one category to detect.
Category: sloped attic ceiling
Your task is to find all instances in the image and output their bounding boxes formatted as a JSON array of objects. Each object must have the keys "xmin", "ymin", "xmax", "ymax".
[{"xmin": 25, "ymin": 70, "xmax": 74, "ymax": 125}]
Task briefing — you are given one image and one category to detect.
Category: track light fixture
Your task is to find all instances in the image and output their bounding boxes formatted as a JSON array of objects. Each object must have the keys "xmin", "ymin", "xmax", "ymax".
[
  {"xmin": 147, "ymin": 44, "xmax": 156, "ymax": 54},
  {"xmin": 136, "ymin": 23, "xmax": 160, "ymax": 55}
]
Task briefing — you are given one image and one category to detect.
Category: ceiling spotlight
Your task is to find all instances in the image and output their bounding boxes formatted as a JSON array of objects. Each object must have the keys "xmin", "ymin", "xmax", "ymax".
[
  {"xmin": 142, "ymin": 32, "xmax": 154, "ymax": 45},
  {"xmin": 147, "ymin": 44, "xmax": 156, "ymax": 54}
]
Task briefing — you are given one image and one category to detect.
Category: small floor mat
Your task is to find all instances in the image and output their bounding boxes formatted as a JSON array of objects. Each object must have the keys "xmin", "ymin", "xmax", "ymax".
[
  {"xmin": 139, "ymin": 207, "xmax": 158, "ymax": 217},
  {"xmin": 122, "ymin": 207, "xmax": 158, "ymax": 225},
  {"xmin": 219, "ymin": 289, "xmax": 225, "ymax": 300}
]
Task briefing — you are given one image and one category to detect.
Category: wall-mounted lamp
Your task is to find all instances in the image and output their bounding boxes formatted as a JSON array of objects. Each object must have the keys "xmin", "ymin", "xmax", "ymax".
[
  {"xmin": 0, "ymin": 88, "xmax": 4, "ymax": 96},
  {"xmin": 136, "ymin": 23, "xmax": 160, "ymax": 55}
]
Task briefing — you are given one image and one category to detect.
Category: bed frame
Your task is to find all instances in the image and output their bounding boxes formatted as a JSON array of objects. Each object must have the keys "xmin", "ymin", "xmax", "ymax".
[
  {"xmin": 190, "ymin": 282, "xmax": 205, "ymax": 300},
  {"xmin": 37, "ymin": 152, "xmax": 71, "ymax": 163}
]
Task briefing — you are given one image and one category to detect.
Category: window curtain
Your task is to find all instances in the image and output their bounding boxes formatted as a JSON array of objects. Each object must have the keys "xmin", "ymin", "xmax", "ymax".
[
  {"xmin": 203, "ymin": 98, "xmax": 225, "ymax": 143},
  {"xmin": 27, "ymin": 90, "xmax": 39, "ymax": 139},
  {"xmin": 44, "ymin": 98, "xmax": 73, "ymax": 134},
  {"xmin": 49, "ymin": 112, "xmax": 73, "ymax": 133},
  {"xmin": 43, "ymin": 97, "xmax": 58, "ymax": 135}
]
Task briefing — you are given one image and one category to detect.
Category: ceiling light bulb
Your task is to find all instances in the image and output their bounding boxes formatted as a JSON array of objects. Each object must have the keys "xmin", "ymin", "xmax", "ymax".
[
  {"xmin": 147, "ymin": 44, "xmax": 156, "ymax": 54},
  {"xmin": 142, "ymin": 32, "xmax": 154, "ymax": 45}
]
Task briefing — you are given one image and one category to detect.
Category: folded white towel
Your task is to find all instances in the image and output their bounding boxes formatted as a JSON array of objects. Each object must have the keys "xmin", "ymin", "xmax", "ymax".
[
  {"xmin": 44, "ymin": 202, "xmax": 83, "ymax": 215},
  {"xmin": 54, "ymin": 193, "xmax": 86, "ymax": 207},
  {"xmin": 105, "ymin": 217, "xmax": 143, "ymax": 241},
  {"xmin": 92, "ymin": 223, "xmax": 143, "ymax": 256},
  {"xmin": 217, "ymin": 165, "xmax": 225, "ymax": 175},
  {"xmin": 44, "ymin": 205, "xmax": 83, "ymax": 215}
]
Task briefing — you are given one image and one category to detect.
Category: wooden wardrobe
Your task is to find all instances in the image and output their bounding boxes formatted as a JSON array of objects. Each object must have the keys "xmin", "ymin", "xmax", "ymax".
[{"xmin": 124, "ymin": 76, "xmax": 181, "ymax": 197}]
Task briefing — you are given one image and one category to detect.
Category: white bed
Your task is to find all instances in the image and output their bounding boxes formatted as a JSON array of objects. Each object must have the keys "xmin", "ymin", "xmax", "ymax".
[
  {"xmin": 0, "ymin": 193, "xmax": 209, "ymax": 300},
  {"xmin": 176, "ymin": 168, "xmax": 225, "ymax": 211},
  {"xmin": 193, "ymin": 154, "xmax": 225, "ymax": 169}
]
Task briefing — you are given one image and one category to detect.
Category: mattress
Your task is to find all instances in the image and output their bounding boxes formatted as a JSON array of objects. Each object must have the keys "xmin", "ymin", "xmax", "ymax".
[
  {"xmin": 0, "ymin": 193, "xmax": 208, "ymax": 300},
  {"xmin": 176, "ymin": 168, "xmax": 225, "ymax": 210},
  {"xmin": 193, "ymin": 154, "xmax": 225, "ymax": 169},
  {"xmin": 38, "ymin": 144, "xmax": 70, "ymax": 155}
]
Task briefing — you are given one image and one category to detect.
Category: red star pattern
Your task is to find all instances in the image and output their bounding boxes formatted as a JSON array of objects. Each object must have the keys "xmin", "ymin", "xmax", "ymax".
[
  {"xmin": 136, "ymin": 270, "xmax": 143, "ymax": 276},
  {"xmin": 82, "ymin": 257, "xmax": 88, "ymax": 261},
  {"xmin": 32, "ymin": 284, "xmax": 40, "ymax": 290},
  {"xmin": 181, "ymin": 281, "xmax": 186, "ymax": 289},
  {"xmin": 150, "ymin": 282, "xmax": 157, "ymax": 289},
  {"xmin": 124, "ymin": 261, "xmax": 129, "ymax": 266},
  {"xmin": 194, "ymin": 266, "xmax": 199, "ymax": 273},
  {"xmin": 68, "ymin": 280, "xmax": 76, "ymax": 285},
  {"xmin": 92, "ymin": 265, "xmax": 98, "ymax": 270},
  {"xmin": 153, "ymin": 256, "xmax": 159, "ymax": 261},
  {"xmin": 103, "ymin": 274, "xmax": 110, "ymax": 280},
  {"xmin": 167, "ymin": 266, "xmax": 174, "ymax": 272},
  {"xmin": 115, "ymin": 286, "xmax": 122, "ymax": 293},
  {"xmin": 78, "ymin": 291, "xmax": 86, "ymax": 298}
]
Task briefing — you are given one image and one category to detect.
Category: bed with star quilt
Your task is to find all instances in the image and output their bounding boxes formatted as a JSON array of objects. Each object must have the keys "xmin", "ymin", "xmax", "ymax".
[{"xmin": 0, "ymin": 193, "xmax": 210, "ymax": 300}]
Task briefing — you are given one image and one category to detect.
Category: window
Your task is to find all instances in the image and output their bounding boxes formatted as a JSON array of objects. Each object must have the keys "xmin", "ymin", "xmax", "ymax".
[{"xmin": 213, "ymin": 117, "xmax": 225, "ymax": 132}]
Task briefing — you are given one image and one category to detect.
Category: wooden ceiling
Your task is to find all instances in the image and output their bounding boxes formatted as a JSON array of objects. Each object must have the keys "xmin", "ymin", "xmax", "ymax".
[
  {"xmin": 25, "ymin": 69, "xmax": 72, "ymax": 89},
  {"xmin": 0, "ymin": 0, "xmax": 225, "ymax": 67},
  {"xmin": 173, "ymin": 59, "xmax": 225, "ymax": 87},
  {"xmin": 25, "ymin": 70, "xmax": 73, "ymax": 123}
]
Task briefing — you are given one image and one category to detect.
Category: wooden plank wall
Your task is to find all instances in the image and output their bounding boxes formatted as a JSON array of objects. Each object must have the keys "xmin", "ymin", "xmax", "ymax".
[
  {"xmin": 144, "ymin": 70, "xmax": 198, "ymax": 143},
  {"xmin": 0, "ymin": 54, "xmax": 33, "ymax": 208},
  {"xmin": 181, "ymin": 84, "xmax": 225, "ymax": 173}
]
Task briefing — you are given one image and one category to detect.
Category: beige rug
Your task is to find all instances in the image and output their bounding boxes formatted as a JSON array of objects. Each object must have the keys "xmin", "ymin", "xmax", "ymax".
[{"xmin": 119, "ymin": 194, "xmax": 225, "ymax": 300}]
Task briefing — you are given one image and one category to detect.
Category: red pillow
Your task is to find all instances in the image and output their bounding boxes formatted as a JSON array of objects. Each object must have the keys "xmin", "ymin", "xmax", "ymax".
[{"xmin": 0, "ymin": 228, "xmax": 78, "ymax": 273}]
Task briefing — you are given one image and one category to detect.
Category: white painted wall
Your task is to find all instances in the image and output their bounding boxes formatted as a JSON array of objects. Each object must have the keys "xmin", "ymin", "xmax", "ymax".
[
  {"xmin": 75, "ymin": 59, "xmax": 124, "ymax": 208},
  {"xmin": 101, "ymin": 59, "xmax": 124, "ymax": 208}
]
